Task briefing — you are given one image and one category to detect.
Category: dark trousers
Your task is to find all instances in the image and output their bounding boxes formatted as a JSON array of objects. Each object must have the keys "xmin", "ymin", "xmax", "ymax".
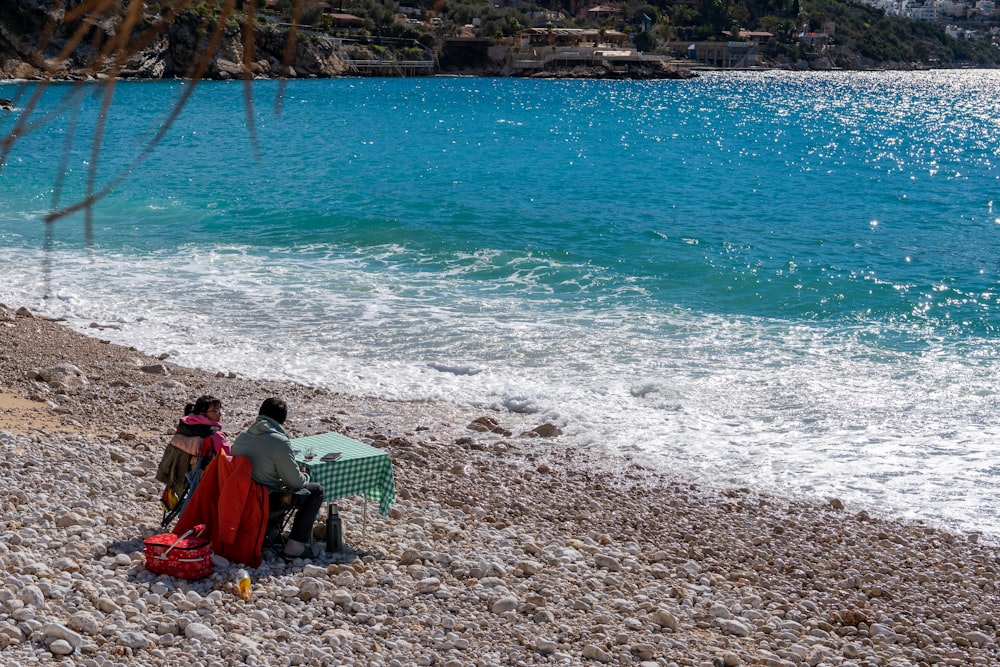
[{"xmin": 269, "ymin": 483, "xmax": 324, "ymax": 544}]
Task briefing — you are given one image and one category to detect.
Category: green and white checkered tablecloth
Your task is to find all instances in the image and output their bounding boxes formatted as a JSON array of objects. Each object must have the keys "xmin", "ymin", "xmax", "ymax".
[{"xmin": 292, "ymin": 433, "xmax": 396, "ymax": 515}]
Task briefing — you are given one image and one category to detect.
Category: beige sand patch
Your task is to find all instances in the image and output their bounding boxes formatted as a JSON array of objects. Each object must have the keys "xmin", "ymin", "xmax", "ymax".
[{"xmin": 0, "ymin": 391, "xmax": 73, "ymax": 434}]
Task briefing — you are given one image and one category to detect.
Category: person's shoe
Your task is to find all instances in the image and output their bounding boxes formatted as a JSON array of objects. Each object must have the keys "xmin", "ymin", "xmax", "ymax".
[
  {"xmin": 299, "ymin": 544, "xmax": 322, "ymax": 559},
  {"xmin": 283, "ymin": 538, "xmax": 307, "ymax": 557},
  {"xmin": 282, "ymin": 539, "xmax": 321, "ymax": 560}
]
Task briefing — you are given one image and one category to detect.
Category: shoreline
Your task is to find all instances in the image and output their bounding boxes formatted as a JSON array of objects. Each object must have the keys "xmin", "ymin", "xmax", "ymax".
[
  {"xmin": 4, "ymin": 62, "xmax": 1000, "ymax": 86},
  {"xmin": 1, "ymin": 302, "xmax": 998, "ymax": 665}
]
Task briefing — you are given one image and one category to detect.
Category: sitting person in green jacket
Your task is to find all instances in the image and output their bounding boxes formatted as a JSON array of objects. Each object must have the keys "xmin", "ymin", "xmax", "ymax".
[{"xmin": 231, "ymin": 397, "xmax": 324, "ymax": 559}]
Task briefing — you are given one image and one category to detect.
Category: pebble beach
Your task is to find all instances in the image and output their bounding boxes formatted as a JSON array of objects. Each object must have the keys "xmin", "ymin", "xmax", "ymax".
[{"xmin": 0, "ymin": 302, "xmax": 997, "ymax": 667}]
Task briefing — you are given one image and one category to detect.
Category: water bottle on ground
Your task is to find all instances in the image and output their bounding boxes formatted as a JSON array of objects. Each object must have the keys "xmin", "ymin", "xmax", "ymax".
[
  {"xmin": 236, "ymin": 569, "xmax": 251, "ymax": 600},
  {"xmin": 326, "ymin": 503, "xmax": 343, "ymax": 552}
]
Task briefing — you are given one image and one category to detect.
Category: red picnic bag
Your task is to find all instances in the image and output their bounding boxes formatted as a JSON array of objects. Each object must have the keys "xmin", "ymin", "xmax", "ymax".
[{"xmin": 143, "ymin": 524, "xmax": 212, "ymax": 579}]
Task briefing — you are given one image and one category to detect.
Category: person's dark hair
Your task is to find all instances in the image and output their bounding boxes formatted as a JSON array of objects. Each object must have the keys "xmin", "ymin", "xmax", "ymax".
[
  {"xmin": 185, "ymin": 395, "xmax": 221, "ymax": 417},
  {"xmin": 259, "ymin": 397, "xmax": 288, "ymax": 424}
]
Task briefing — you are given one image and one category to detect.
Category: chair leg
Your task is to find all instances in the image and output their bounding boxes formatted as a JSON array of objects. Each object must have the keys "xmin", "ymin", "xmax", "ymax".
[
  {"xmin": 264, "ymin": 522, "xmax": 284, "ymax": 550},
  {"xmin": 264, "ymin": 506, "xmax": 296, "ymax": 551}
]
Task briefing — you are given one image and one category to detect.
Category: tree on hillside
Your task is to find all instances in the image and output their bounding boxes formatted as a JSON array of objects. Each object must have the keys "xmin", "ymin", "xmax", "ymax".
[
  {"xmin": 633, "ymin": 29, "xmax": 654, "ymax": 50},
  {"xmin": 802, "ymin": 0, "xmax": 1000, "ymax": 65}
]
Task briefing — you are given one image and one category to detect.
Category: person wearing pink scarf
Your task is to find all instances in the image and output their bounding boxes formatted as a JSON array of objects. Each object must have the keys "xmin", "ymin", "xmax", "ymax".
[
  {"xmin": 155, "ymin": 394, "xmax": 230, "ymax": 522},
  {"xmin": 177, "ymin": 395, "xmax": 230, "ymax": 455}
]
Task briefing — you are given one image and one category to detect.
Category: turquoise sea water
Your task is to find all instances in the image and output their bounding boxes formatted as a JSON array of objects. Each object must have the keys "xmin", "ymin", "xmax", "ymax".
[{"xmin": 2, "ymin": 72, "xmax": 999, "ymax": 538}]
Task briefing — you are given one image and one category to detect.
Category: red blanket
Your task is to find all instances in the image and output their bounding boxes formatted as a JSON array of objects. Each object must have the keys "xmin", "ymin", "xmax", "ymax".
[{"xmin": 175, "ymin": 455, "xmax": 268, "ymax": 567}]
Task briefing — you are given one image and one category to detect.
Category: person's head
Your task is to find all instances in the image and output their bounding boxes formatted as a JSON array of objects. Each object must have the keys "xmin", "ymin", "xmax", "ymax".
[
  {"xmin": 258, "ymin": 397, "xmax": 288, "ymax": 425},
  {"xmin": 185, "ymin": 395, "xmax": 223, "ymax": 421}
]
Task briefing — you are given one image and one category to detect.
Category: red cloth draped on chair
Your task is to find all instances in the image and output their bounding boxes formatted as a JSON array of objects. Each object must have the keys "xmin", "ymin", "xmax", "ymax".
[{"xmin": 175, "ymin": 455, "xmax": 269, "ymax": 567}]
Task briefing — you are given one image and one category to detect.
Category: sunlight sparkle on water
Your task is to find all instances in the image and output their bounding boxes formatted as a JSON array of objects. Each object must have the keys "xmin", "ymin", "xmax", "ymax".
[{"xmin": 4, "ymin": 72, "xmax": 1000, "ymax": 538}]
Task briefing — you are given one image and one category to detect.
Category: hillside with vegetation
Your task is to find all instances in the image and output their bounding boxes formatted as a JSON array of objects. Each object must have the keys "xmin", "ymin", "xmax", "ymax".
[
  {"xmin": 796, "ymin": 0, "xmax": 999, "ymax": 65},
  {"xmin": 0, "ymin": 0, "xmax": 998, "ymax": 80}
]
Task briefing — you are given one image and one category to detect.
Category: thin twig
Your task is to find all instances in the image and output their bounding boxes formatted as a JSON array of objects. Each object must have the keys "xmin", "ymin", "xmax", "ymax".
[
  {"xmin": 8, "ymin": 0, "xmax": 282, "ymax": 234},
  {"xmin": 242, "ymin": 0, "xmax": 261, "ymax": 161}
]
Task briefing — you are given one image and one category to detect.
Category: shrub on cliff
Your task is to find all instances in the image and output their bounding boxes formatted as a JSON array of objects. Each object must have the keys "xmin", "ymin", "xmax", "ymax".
[{"xmin": 633, "ymin": 31, "xmax": 655, "ymax": 52}]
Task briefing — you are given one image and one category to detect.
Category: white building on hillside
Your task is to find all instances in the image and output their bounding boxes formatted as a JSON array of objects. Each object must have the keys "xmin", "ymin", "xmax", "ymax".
[
  {"xmin": 865, "ymin": 0, "xmax": 986, "ymax": 18},
  {"xmin": 933, "ymin": 0, "xmax": 970, "ymax": 18}
]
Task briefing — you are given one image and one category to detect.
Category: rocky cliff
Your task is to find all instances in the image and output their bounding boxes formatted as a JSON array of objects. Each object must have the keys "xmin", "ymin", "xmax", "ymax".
[{"xmin": 0, "ymin": 5, "xmax": 369, "ymax": 80}]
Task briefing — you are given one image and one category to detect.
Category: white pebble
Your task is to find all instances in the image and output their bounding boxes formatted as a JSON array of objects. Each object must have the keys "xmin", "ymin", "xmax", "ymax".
[
  {"xmin": 42, "ymin": 623, "xmax": 83, "ymax": 648},
  {"xmin": 491, "ymin": 597, "xmax": 517, "ymax": 614},
  {"xmin": 48, "ymin": 638, "xmax": 74, "ymax": 656},
  {"xmin": 716, "ymin": 619, "xmax": 751, "ymax": 637},
  {"xmin": 19, "ymin": 585, "xmax": 45, "ymax": 607},
  {"xmin": 415, "ymin": 578, "xmax": 441, "ymax": 594},
  {"xmin": 184, "ymin": 622, "xmax": 216, "ymax": 641}
]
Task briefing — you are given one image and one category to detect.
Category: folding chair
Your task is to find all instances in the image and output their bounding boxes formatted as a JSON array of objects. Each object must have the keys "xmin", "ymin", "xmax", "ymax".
[
  {"xmin": 160, "ymin": 437, "xmax": 215, "ymax": 529},
  {"xmin": 262, "ymin": 488, "xmax": 311, "ymax": 551}
]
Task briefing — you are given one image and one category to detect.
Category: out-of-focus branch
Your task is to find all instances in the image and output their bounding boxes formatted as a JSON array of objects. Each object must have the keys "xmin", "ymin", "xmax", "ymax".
[{"xmin": 3, "ymin": 0, "xmax": 297, "ymax": 232}]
